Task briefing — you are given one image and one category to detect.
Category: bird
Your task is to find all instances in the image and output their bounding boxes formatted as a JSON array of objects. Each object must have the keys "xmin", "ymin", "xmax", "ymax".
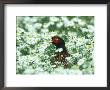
[{"xmin": 51, "ymin": 36, "xmax": 70, "ymax": 68}]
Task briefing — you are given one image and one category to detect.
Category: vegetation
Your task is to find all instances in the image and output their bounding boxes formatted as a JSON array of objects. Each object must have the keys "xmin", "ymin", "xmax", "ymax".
[{"xmin": 16, "ymin": 16, "xmax": 94, "ymax": 75}]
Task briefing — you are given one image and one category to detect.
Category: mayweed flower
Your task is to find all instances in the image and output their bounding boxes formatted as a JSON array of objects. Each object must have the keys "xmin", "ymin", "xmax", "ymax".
[
  {"xmin": 33, "ymin": 23, "xmax": 42, "ymax": 29},
  {"xmin": 41, "ymin": 28, "xmax": 49, "ymax": 33},
  {"xmin": 43, "ymin": 23, "xmax": 50, "ymax": 28},
  {"xmin": 61, "ymin": 16, "xmax": 68, "ymax": 22},
  {"xmin": 49, "ymin": 21, "xmax": 54, "ymax": 25},
  {"xmin": 25, "ymin": 24, "xmax": 35, "ymax": 32},
  {"xmin": 78, "ymin": 20, "xmax": 85, "ymax": 26},
  {"xmin": 23, "ymin": 16, "xmax": 31, "ymax": 24},
  {"xmin": 50, "ymin": 17, "xmax": 59, "ymax": 22},
  {"xmin": 77, "ymin": 58, "xmax": 85, "ymax": 65},
  {"xmin": 56, "ymin": 22, "xmax": 63, "ymax": 28}
]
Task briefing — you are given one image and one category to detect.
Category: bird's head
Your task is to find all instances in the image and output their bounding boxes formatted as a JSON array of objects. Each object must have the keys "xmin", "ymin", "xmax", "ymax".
[
  {"xmin": 51, "ymin": 36, "xmax": 62, "ymax": 45},
  {"xmin": 51, "ymin": 36, "xmax": 68, "ymax": 53}
]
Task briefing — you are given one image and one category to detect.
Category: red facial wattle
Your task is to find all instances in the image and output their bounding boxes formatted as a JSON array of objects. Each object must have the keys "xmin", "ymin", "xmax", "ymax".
[{"xmin": 52, "ymin": 37, "xmax": 61, "ymax": 45}]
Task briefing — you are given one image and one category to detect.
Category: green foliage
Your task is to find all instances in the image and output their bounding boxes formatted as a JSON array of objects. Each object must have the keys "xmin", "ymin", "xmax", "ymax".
[
  {"xmin": 20, "ymin": 46, "xmax": 30, "ymax": 55},
  {"xmin": 16, "ymin": 16, "xmax": 94, "ymax": 75}
]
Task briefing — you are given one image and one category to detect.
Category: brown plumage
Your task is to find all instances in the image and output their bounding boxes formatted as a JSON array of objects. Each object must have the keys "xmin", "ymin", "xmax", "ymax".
[{"xmin": 51, "ymin": 36, "xmax": 70, "ymax": 68}]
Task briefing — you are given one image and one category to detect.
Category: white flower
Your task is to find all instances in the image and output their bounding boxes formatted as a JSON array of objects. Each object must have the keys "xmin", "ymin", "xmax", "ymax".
[
  {"xmin": 76, "ymin": 37, "xmax": 85, "ymax": 46},
  {"xmin": 50, "ymin": 17, "xmax": 59, "ymax": 22},
  {"xmin": 64, "ymin": 21, "xmax": 75, "ymax": 27},
  {"xmin": 41, "ymin": 29, "xmax": 49, "ymax": 33},
  {"xmin": 36, "ymin": 67, "xmax": 44, "ymax": 72},
  {"xmin": 71, "ymin": 18, "xmax": 78, "ymax": 22},
  {"xmin": 73, "ymin": 70, "xmax": 82, "ymax": 75},
  {"xmin": 31, "ymin": 17, "xmax": 38, "ymax": 23},
  {"xmin": 49, "ymin": 32, "xmax": 58, "ymax": 37},
  {"xmin": 81, "ymin": 28, "xmax": 88, "ymax": 32},
  {"xmin": 87, "ymin": 25, "xmax": 94, "ymax": 32},
  {"xmin": 23, "ymin": 16, "xmax": 31, "ymax": 24},
  {"xmin": 56, "ymin": 22, "xmax": 63, "ymax": 28},
  {"xmin": 38, "ymin": 43, "xmax": 48, "ymax": 53},
  {"xmin": 17, "ymin": 27, "xmax": 24, "ymax": 33},
  {"xmin": 61, "ymin": 16, "xmax": 68, "ymax": 21},
  {"xmin": 25, "ymin": 24, "xmax": 35, "ymax": 32},
  {"xmin": 49, "ymin": 21, "xmax": 54, "ymax": 25},
  {"xmin": 24, "ymin": 68, "xmax": 35, "ymax": 74},
  {"xmin": 33, "ymin": 23, "xmax": 42, "ymax": 29},
  {"xmin": 67, "ymin": 32, "xmax": 77, "ymax": 39},
  {"xmin": 43, "ymin": 23, "xmax": 50, "ymax": 28},
  {"xmin": 73, "ymin": 53, "xmax": 79, "ymax": 57},
  {"xmin": 77, "ymin": 58, "xmax": 85, "ymax": 65},
  {"xmin": 52, "ymin": 65, "xmax": 57, "ymax": 68},
  {"xmin": 78, "ymin": 20, "xmax": 85, "ymax": 26}
]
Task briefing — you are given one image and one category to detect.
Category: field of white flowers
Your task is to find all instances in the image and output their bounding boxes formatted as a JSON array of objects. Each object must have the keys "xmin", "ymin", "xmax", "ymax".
[{"xmin": 16, "ymin": 16, "xmax": 94, "ymax": 75}]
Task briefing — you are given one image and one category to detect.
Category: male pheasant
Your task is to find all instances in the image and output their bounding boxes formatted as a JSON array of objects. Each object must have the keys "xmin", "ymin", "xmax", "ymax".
[{"xmin": 51, "ymin": 36, "xmax": 70, "ymax": 68}]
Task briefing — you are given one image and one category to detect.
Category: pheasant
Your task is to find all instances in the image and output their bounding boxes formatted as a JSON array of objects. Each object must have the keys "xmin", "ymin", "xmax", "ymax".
[{"xmin": 51, "ymin": 36, "xmax": 70, "ymax": 68}]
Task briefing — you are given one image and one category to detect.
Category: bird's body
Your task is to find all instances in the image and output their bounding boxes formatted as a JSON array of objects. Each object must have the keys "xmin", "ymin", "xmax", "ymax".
[{"xmin": 51, "ymin": 36, "xmax": 70, "ymax": 68}]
